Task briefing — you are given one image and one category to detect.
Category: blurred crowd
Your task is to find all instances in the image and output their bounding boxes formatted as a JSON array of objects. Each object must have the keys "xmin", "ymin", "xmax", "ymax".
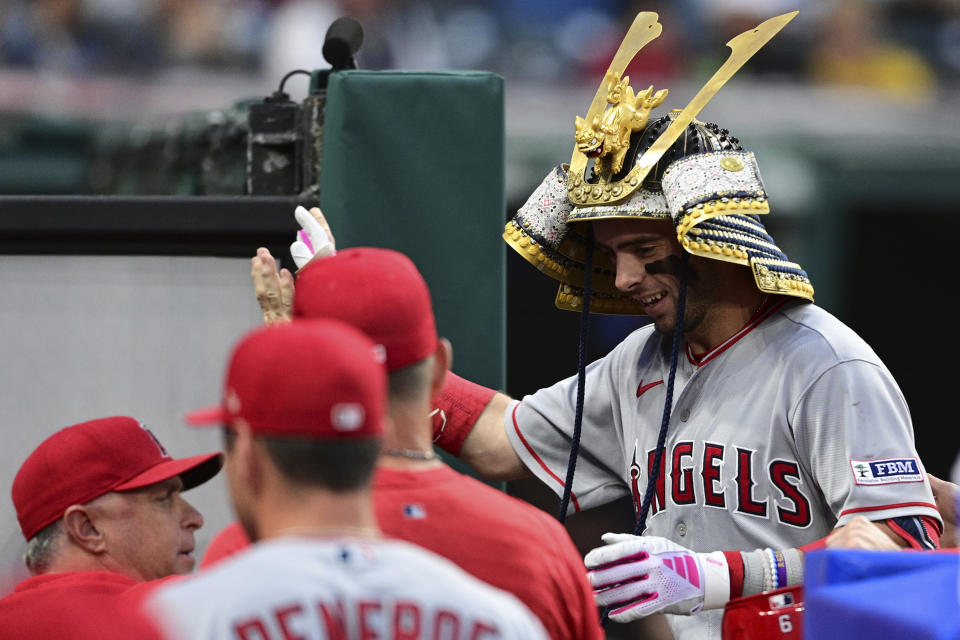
[{"xmin": 1, "ymin": 0, "xmax": 959, "ymax": 99}]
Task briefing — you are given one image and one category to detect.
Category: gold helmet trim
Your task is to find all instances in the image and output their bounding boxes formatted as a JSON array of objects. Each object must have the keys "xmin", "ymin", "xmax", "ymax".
[{"xmin": 567, "ymin": 10, "xmax": 799, "ymax": 207}]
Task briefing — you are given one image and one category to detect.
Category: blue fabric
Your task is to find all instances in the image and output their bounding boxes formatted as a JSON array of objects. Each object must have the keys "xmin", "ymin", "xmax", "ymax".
[
  {"xmin": 804, "ymin": 550, "xmax": 960, "ymax": 640},
  {"xmin": 891, "ymin": 515, "xmax": 939, "ymax": 550}
]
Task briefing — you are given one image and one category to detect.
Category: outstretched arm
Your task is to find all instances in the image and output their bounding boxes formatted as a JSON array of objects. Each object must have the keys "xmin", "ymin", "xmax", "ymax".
[
  {"xmin": 459, "ymin": 392, "xmax": 528, "ymax": 481},
  {"xmin": 431, "ymin": 375, "xmax": 529, "ymax": 481},
  {"xmin": 586, "ymin": 534, "xmax": 807, "ymax": 623},
  {"xmin": 825, "ymin": 516, "xmax": 900, "ymax": 551},
  {"xmin": 585, "ymin": 513, "xmax": 936, "ymax": 624}
]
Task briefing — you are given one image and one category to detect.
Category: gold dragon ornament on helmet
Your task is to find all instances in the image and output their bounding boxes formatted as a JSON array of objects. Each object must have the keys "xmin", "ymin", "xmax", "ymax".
[
  {"xmin": 575, "ymin": 75, "xmax": 668, "ymax": 176},
  {"xmin": 504, "ymin": 10, "xmax": 814, "ymax": 314}
]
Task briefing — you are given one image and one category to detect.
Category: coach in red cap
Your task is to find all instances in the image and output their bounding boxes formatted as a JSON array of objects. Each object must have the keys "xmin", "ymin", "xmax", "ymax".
[
  {"xmin": 208, "ymin": 241, "xmax": 604, "ymax": 640},
  {"xmin": 0, "ymin": 416, "xmax": 221, "ymax": 638}
]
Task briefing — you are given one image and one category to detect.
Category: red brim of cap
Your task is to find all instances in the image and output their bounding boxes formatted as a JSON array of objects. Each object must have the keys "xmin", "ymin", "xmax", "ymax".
[
  {"xmin": 184, "ymin": 406, "xmax": 228, "ymax": 427},
  {"xmin": 114, "ymin": 452, "xmax": 223, "ymax": 492}
]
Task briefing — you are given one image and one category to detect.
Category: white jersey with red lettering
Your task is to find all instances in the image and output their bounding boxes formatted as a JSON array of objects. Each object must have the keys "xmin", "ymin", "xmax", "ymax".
[
  {"xmin": 145, "ymin": 536, "xmax": 548, "ymax": 640},
  {"xmin": 505, "ymin": 298, "xmax": 940, "ymax": 640}
]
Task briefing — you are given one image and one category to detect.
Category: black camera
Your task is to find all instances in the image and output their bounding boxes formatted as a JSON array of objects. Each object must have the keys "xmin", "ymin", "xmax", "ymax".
[{"xmin": 245, "ymin": 17, "xmax": 364, "ymax": 197}]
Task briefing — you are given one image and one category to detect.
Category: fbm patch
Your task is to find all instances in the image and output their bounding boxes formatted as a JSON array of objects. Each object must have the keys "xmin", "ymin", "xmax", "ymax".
[{"xmin": 850, "ymin": 458, "xmax": 923, "ymax": 485}]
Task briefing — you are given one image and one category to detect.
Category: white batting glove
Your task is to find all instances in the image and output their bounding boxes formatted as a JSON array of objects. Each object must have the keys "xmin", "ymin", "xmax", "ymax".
[
  {"xmin": 585, "ymin": 533, "xmax": 730, "ymax": 622},
  {"xmin": 290, "ymin": 205, "xmax": 336, "ymax": 269}
]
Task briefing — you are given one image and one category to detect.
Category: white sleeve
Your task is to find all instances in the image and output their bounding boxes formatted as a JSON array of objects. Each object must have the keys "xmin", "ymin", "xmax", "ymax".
[
  {"xmin": 792, "ymin": 359, "xmax": 940, "ymax": 527},
  {"xmin": 504, "ymin": 337, "xmax": 637, "ymax": 514}
]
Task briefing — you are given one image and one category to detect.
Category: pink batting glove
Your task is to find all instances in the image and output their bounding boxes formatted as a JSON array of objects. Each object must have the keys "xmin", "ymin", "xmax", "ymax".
[{"xmin": 585, "ymin": 533, "xmax": 730, "ymax": 622}]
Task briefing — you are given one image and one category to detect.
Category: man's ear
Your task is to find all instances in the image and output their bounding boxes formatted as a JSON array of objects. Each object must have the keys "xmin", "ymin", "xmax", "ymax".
[
  {"xmin": 431, "ymin": 338, "xmax": 453, "ymax": 397},
  {"xmin": 62, "ymin": 505, "xmax": 106, "ymax": 554}
]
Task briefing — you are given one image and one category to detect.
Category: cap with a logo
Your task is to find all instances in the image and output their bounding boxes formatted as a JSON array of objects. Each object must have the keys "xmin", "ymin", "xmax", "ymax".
[
  {"xmin": 292, "ymin": 247, "xmax": 438, "ymax": 371},
  {"xmin": 12, "ymin": 416, "xmax": 223, "ymax": 540},
  {"xmin": 186, "ymin": 319, "xmax": 386, "ymax": 439}
]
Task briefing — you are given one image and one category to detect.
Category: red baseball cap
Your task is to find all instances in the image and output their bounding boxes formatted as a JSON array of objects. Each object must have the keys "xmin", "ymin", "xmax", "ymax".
[
  {"xmin": 291, "ymin": 247, "xmax": 438, "ymax": 371},
  {"xmin": 12, "ymin": 416, "xmax": 223, "ymax": 540},
  {"xmin": 186, "ymin": 319, "xmax": 386, "ymax": 439}
]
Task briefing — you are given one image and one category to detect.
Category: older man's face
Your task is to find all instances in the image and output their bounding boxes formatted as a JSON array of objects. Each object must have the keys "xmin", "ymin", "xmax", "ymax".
[{"xmin": 91, "ymin": 476, "xmax": 204, "ymax": 580}]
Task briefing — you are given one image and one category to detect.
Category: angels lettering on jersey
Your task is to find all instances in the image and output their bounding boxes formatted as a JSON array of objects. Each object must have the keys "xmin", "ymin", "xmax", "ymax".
[{"xmin": 629, "ymin": 440, "xmax": 812, "ymax": 528}]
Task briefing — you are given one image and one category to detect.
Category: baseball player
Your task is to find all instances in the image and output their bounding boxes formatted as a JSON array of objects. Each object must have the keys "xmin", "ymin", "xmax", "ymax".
[
  {"xmin": 0, "ymin": 416, "xmax": 222, "ymax": 638},
  {"xmin": 265, "ymin": 15, "xmax": 943, "ymax": 640},
  {"xmin": 144, "ymin": 320, "xmax": 548, "ymax": 639},
  {"xmin": 209, "ymin": 243, "xmax": 602, "ymax": 640},
  {"xmin": 423, "ymin": 11, "xmax": 944, "ymax": 640}
]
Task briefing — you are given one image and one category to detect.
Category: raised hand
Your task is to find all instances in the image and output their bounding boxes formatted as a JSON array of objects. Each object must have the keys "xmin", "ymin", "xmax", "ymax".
[
  {"xmin": 251, "ymin": 247, "xmax": 294, "ymax": 326},
  {"xmin": 290, "ymin": 206, "xmax": 336, "ymax": 270}
]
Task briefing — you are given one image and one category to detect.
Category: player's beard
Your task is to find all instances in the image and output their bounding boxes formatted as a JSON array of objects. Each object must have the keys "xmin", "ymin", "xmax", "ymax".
[
  {"xmin": 658, "ymin": 307, "xmax": 710, "ymax": 363},
  {"xmin": 655, "ymin": 263, "xmax": 710, "ymax": 353},
  {"xmin": 652, "ymin": 257, "xmax": 704, "ymax": 328},
  {"xmin": 663, "ymin": 259, "xmax": 745, "ymax": 358}
]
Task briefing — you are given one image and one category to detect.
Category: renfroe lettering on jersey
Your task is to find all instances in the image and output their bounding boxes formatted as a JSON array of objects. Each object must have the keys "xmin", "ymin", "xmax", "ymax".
[
  {"xmin": 231, "ymin": 598, "xmax": 498, "ymax": 640},
  {"xmin": 147, "ymin": 538, "xmax": 547, "ymax": 640},
  {"xmin": 630, "ymin": 441, "xmax": 812, "ymax": 529}
]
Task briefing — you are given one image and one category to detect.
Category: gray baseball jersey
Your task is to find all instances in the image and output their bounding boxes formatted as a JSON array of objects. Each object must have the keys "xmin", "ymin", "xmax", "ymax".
[
  {"xmin": 146, "ymin": 536, "xmax": 548, "ymax": 639},
  {"xmin": 505, "ymin": 298, "xmax": 940, "ymax": 639}
]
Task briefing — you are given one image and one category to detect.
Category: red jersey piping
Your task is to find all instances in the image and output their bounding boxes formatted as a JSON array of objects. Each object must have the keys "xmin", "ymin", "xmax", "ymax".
[
  {"xmin": 512, "ymin": 403, "xmax": 580, "ymax": 513},
  {"xmin": 839, "ymin": 501, "xmax": 938, "ymax": 518},
  {"xmin": 686, "ymin": 297, "xmax": 790, "ymax": 367},
  {"xmin": 885, "ymin": 517, "xmax": 941, "ymax": 550}
]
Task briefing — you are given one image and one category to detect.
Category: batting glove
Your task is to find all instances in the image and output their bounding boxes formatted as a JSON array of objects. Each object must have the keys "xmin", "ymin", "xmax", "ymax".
[
  {"xmin": 290, "ymin": 206, "xmax": 335, "ymax": 270},
  {"xmin": 585, "ymin": 533, "xmax": 730, "ymax": 622}
]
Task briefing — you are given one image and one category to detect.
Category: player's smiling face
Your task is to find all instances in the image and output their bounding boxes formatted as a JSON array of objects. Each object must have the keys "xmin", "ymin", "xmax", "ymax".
[
  {"xmin": 594, "ymin": 218, "xmax": 685, "ymax": 333},
  {"xmin": 91, "ymin": 476, "xmax": 204, "ymax": 580}
]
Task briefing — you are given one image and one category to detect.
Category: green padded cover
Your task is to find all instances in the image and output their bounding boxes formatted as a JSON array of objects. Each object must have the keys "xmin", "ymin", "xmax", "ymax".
[{"xmin": 320, "ymin": 70, "xmax": 506, "ymax": 393}]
